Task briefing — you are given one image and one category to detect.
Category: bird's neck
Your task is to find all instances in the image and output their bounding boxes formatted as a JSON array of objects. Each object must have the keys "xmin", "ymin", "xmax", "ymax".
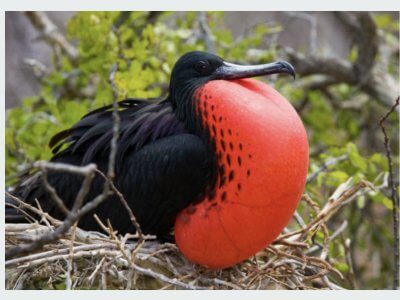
[
  {"xmin": 170, "ymin": 83, "xmax": 221, "ymax": 199},
  {"xmin": 170, "ymin": 82, "xmax": 210, "ymax": 136}
]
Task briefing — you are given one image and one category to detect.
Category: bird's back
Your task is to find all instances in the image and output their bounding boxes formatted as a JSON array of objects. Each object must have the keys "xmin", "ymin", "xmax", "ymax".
[
  {"xmin": 6, "ymin": 98, "xmax": 213, "ymax": 236},
  {"xmin": 50, "ymin": 98, "xmax": 186, "ymax": 167}
]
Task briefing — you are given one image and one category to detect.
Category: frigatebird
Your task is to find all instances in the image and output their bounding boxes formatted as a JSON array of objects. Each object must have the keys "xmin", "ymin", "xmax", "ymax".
[{"xmin": 6, "ymin": 51, "xmax": 309, "ymax": 268}]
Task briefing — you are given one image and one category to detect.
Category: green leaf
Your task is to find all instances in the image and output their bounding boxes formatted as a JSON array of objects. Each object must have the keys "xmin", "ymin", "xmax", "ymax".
[
  {"xmin": 347, "ymin": 143, "xmax": 367, "ymax": 172},
  {"xmin": 326, "ymin": 171, "xmax": 350, "ymax": 186}
]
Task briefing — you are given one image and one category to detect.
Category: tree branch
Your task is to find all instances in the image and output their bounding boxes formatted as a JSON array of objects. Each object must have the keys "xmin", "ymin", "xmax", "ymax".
[
  {"xmin": 5, "ymin": 62, "xmax": 126, "ymax": 260},
  {"xmin": 198, "ymin": 12, "xmax": 216, "ymax": 54},
  {"xmin": 378, "ymin": 97, "xmax": 400, "ymax": 290},
  {"xmin": 282, "ymin": 12, "xmax": 318, "ymax": 55},
  {"xmin": 283, "ymin": 12, "xmax": 399, "ymax": 112},
  {"xmin": 5, "ymin": 182, "xmax": 112, "ymax": 260},
  {"xmin": 24, "ymin": 11, "xmax": 79, "ymax": 63},
  {"xmin": 307, "ymin": 154, "xmax": 348, "ymax": 184}
]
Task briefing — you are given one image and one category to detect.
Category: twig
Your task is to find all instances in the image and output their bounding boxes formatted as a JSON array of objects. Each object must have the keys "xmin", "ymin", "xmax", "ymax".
[
  {"xmin": 24, "ymin": 12, "xmax": 78, "ymax": 63},
  {"xmin": 5, "ymin": 202, "xmax": 36, "ymax": 224},
  {"xmin": 282, "ymin": 12, "xmax": 317, "ymax": 55},
  {"xmin": 329, "ymin": 220, "xmax": 348, "ymax": 241},
  {"xmin": 95, "ymin": 169, "xmax": 143, "ymax": 243},
  {"xmin": 277, "ymin": 179, "xmax": 371, "ymax": 242},
  {"xmin": 198, "ymin": 12, "xmax": 216, "ymax": 54},
  {"xmin": 107, "ymin": 63, "xmax": 120, "ymax": 180},
  {"xmin": 344, "ymin": 238, "xmax": 358, "ymax": 289},
  {"xmin": 33, "ymin": 199, "xmax": 53, "ymax": 229},
  {"xmin": 283, "ymin": 12, "xmax": 399, "ymax": 111},
  {"xmin": 293, "ymin": 210, "xmax": 306, "ymax": 228},
  {"xmin": 131, "ymin": 263, "xmax": 206, "ymax": 290},
  {"xmin": 322, "ymin": 276, "xmax": 346, "ymax": 290},
  {"xmin": 105, "ymin": 62, "xmax": 144, "ymax": 244},
  {"xmin": 6, "ymin": 244, "xmax": 115, "ymax": 268},
  {"xmin": 23, "ymin": 58, "xmax": 49, "ymax": 80},
  {"xmin": 66, "ymin": 223, "xmax": 78, "ymax": 289},
  {"xmin": 40, "ymin": 168, "xmax": 70, "ymax": 216},
  {"xmin": 6, "ymin": 62, "xmax": 123, "ymax": 261},
  {"xmin": 88, "ymin": 256, "xmax": 106, "ymax": 283},
  {"xmin": 105, "ymin": 63, "xmax": 144, "ymax": 245},
  {"xmin": 5, "ymin": 192, "xmax": 59, "ymax": 225},
  {"xmin": 70, "ymin": 169, "xmax": 95, "ymax": 212},
  {"xmin": 6, "ymin": 195, "xmax": 349, "ymax": 290},
  {"xmin": 111, "ymin": 27, "xmax": 131, "ymax": 68},
  {"xmin": 34, "ymin": 161, "xmax": 97, "ymax": 176},
  {"xmin": 307, "ymin": 154, "xmax": 348, "ymax": 184},
  {"xmin": 378, "ymin": 97, "xmax": 400, "ymax": 290},
  {"xmin": 7, "ymin": 157, "xmax": 367, "ymax": 289},
  {"xmin": 5, "ymin": 161, "xmax": 114, "ymax": 260},
  {"xmin": 15, "ymin": 249, "xmax": 124, "ymax": 269},
  {"xmin": 93, "ymin": 214, "xmax": 112, "ymax": 234}
]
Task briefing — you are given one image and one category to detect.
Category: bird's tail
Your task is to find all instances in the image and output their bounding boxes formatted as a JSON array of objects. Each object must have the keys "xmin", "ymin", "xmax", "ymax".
[
  {"xmin": 5, "ymin": 193, "xmax": 29, "ymax": 223},
  {"xmin": 5, "ymin": 172, "xmax": 43, "ymax": 223}
]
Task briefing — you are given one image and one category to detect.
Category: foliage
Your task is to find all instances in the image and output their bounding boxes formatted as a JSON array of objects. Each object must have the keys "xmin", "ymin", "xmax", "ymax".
[{"xmin": 5, "ymin": 12, "xmax": 400, "ymax": 289}]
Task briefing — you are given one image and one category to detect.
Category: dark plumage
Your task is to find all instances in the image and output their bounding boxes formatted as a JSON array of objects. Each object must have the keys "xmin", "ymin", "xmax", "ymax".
[
  {"xmin": 6, "ymin": 98, "xmax": 213, "ymax": 237},
  {"xmin": 6, "ymin": 51, "xmax": 295, "ymax": 239}
]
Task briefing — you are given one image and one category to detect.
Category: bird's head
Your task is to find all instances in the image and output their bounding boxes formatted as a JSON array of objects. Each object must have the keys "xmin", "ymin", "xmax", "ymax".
[{"xmin": 169, "ymin": 51, "xmax": 295, "ymax": 104}]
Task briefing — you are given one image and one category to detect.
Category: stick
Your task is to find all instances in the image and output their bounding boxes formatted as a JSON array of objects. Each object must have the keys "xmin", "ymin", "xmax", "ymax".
[
  {"xmin": 307, "ymin": 154, "xmax": 348, "ymax": 184},
  {"xmin": 5, "ymin": 189, "xmax": 112, "ymax": 259},
  {"xmin": 40, "ymin": 168, "xmax": 70, "ymax": 216},
  {"xmin": 95, "ymin": 169, "xmax": 143, "ymax": 243},
  {"xmin": 378, "ymin": 97, "xmax": 400, "ymax": 289},
  {"xmin": 283, "ymin": 13, "xmax": 398, "ymax": 111},
  {"xmin": 24, "ymin": 12, "xmax": 78, "ymax": 63},
  {"xmin": 198, "ymin": 12, "xmax": 216, "ymax": 54}
]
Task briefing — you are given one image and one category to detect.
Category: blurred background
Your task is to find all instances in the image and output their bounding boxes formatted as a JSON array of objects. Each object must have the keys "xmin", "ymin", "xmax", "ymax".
[{"xmin": 5, "ymin": 12, "xmax": 400, "ymax": 289}]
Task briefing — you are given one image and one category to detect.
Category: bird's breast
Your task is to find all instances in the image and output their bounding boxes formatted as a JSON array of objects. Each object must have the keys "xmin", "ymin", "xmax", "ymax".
[{"xmin": 175, "ymin": 78, "xmax": 309, "ymax": 269}]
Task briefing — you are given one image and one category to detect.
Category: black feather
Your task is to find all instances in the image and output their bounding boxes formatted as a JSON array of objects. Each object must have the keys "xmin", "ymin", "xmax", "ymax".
[
  {"xmin": 6, "ymin": 52, "xmax": 236, "ymax": 237},
  {"xmin": 7, "ymin": 97, "xmax": 214, "ymax": 236}
]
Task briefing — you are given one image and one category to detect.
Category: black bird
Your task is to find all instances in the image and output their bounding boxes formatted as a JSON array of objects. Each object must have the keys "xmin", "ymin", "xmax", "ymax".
[{"xmin": 6, "ymin": 51, "xmax": 298, "ymax": 244}]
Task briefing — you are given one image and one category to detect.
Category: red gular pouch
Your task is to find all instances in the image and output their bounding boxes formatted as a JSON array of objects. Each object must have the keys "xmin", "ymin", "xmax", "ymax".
[{"xmin": 174, "ymin": 78, "xmax": 309, "ymax": 269}]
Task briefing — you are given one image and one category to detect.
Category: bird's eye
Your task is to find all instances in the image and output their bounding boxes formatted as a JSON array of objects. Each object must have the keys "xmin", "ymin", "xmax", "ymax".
[{"xmin": 194, "ymin": 61, "xmax": 210, "ymax": 74}]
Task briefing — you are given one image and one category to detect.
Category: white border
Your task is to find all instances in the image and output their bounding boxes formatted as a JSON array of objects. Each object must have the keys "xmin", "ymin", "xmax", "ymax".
[
  {"xmin": 1, "ymin": 1, "xmax": 400, "ymax": 300},
  {"xmin": 0, "ymin": 0, "xmax": 399, "ymax": 11},
  {"xmin": 2, "ymin": 290, "xmax": 400, "ymax": 300},
  {"xmin": 1, "ymin": 9, "xmax": 6, "ymax": 294}
]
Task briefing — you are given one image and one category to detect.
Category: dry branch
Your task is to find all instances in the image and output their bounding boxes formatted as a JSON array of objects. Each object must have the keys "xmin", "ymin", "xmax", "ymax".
[
  {"xmin": 283, "ymin": 12, "xmax": 399, "ymax": 111},
  {"xmin": 198, "ymin": 12, "xmax": 216, "ymax": 54},
  {"xmin": 40, "ymin": 168, "xmax": 70, "ymax": 216},
  {"xmin": 307, "ymin": 154, "xmax": 348, "ymax": 184},
  {"xmin": 5, "ymin": 182, "xmax": 112, "ymax": 260},
  {"xmin": 6, "ymin": 178, "xmax": 373, "ymax": 290},
  {"xmin": 282, "ymin": 12, "xmax": 317, "ymax": 55},
  {"xmin": 5, "ymin": 59, "xmax": 136, "ymax": 262},
  {"xmin": 24, "ymin": 12, "xmax": 79, "ymax": 63},
  {"xmin": 95, "ymin": 169, "xmax": 144, "ymax": 243},
  {"xmin": 379, "ymin": 97, "xmax": 400, "ymax": 289}
]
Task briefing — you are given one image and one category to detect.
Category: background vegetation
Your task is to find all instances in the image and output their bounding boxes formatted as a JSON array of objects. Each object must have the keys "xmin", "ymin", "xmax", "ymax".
[{"xmin": 5, "ymin": 11, "xmax": 399, "ymax": 289}]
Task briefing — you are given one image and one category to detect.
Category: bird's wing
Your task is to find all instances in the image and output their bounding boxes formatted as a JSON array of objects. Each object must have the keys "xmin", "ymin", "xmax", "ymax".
[
  {"xmin": 7, "ymin": 134, "xmax": 213, "ymax": 237},
  {"xmin": 49, "ymin": 98, "xmax": 187, "ymax": 168},
  {"xmin": 7, "ymin": 99, "xmax": 214, "ymax": 236},
  {"xmin": 85, "ymin": 133, "xmax": 213, "ymax": 236}
]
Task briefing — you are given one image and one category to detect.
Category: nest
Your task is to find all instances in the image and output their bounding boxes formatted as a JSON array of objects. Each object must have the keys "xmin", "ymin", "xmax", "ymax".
[{"xmin": 5, "ymin": 178, "xmax": 371, "ymax": 290}]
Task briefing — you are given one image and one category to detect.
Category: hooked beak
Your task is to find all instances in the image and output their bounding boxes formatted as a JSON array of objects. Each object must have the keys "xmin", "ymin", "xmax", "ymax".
[{"xmin": 214, "ymin": 60, "xmax": 296, "ymax": 80}]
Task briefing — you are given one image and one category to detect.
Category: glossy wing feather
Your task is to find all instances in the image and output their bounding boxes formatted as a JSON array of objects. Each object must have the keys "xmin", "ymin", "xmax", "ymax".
[
  {"xmin": 7, "ymin": 98, "xmax": 213, "ymax": 236},
  {"xmin": 49, "ymin": 98, "xmax": 186, "ymax": 166}
]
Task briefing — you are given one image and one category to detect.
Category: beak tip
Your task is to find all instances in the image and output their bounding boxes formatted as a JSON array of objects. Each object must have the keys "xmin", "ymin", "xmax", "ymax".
[{"xmin": 278, "ymin": 61, "xmax": 296, "ymax": 79}]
